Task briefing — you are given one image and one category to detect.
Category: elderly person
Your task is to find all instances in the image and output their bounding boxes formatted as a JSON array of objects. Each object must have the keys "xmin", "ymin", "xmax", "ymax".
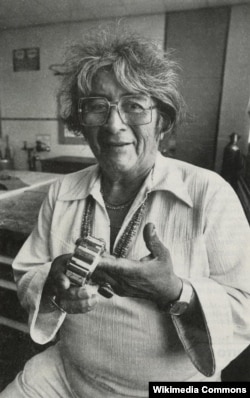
[{"xmin": 1, "ymin": 29, "xmax": 250, "ymax": 397}]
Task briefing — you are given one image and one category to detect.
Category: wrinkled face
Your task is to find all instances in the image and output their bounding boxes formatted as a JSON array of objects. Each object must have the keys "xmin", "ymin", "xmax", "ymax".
[{"xmin": 81, "ymin": 69, "xmax": 163, "ymax": 180}]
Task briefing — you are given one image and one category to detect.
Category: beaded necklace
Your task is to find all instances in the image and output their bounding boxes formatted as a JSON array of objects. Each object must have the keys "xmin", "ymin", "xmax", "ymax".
[
  {"xmin": 102, "ymin": 193, "xmax": 135, "ymax": 211},
  {"xmin": 80, "ymin": 194, "xmax": 147, "ymax": 258}
]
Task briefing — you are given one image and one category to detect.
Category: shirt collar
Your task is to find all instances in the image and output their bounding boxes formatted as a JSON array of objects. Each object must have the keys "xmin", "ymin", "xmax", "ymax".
[
  {"xmin": 57, "ymin": 165, "xmax": 101, "ymax": 201},
  {"xmin": 148, "ymin": 152, "xmax": 193, "ymax": 207},
  {"xmin": 57, "ymin": 152, "xmax": 193, "ymax": 208}
]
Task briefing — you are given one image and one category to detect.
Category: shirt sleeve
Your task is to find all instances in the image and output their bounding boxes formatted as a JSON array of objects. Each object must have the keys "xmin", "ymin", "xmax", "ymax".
[
  {"xmin": 172, "ymin": 180, "xmax": 250, "ymax": 377},
  {"xmin": 12, "ymin": 179, "xmax": 66, "ymax": 345}
]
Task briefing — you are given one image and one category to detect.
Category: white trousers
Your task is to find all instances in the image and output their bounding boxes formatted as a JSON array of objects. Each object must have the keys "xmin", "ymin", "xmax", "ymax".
[
  {"xmin": 0, "ymin": 345, "xmax": 75, "ymax": 398},
  {"xmin": 0, "ymin": 342, "xmax": 221, "ymax": 397}
]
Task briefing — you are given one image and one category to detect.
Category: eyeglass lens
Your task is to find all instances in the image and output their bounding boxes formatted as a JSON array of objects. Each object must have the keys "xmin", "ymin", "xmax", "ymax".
[{"xmin": 79, "ymin": 95, "xmax": 153, "ymax": 126}]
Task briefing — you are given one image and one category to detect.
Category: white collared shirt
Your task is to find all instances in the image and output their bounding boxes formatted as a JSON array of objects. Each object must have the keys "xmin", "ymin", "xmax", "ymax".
[{"xmin": 13, "ymin": 152, "xmax": 250, "ymax": 392}]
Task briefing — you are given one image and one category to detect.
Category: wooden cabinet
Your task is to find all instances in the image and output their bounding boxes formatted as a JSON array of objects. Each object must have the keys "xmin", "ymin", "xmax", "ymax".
[
  {"xmin": 0, "ymin": 178, "xmax": 57, "ymax": 332},
  {"xmin": 0, "ymin": 255, "xmax": 28, "ymax": 334},
  {"xmin": 0, "ymin": 178, "xmax": 59, "ymax": 390},
  {"xmin": 40, "ymin": 156, "xmax": 96, "ymax": 174},
  {"xmin": 0, "ymin": 229, "xmax": 28, "ymax": 333}
]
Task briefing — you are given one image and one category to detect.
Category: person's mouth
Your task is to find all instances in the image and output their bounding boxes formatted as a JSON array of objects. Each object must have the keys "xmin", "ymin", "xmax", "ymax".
[{"xmin": 103, "ymin": 141, "xmax": 132, "ymax": 148}]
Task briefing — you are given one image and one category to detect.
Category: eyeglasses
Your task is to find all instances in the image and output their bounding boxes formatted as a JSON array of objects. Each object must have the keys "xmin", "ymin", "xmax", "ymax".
[{"xmin": 78, "ymin": 94, "xmax": 156, "ymax": 127}]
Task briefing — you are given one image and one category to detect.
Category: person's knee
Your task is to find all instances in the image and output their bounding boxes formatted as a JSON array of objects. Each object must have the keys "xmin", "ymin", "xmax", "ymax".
[
  {"xmin": 1, "ymin": 346, "xmax": 66, "ymax": 398},
  {"xmin": 22, "ymin": 351, "xmax": 52, "ymax": 389}
]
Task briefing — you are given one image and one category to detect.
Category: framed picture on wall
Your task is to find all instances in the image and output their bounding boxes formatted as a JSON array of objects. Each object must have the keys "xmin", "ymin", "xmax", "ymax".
[
  {"xmin": 13, "ymin": 47, "xmax": 40, "ymax": 72},
  {"xmin": 58, "ymin": 117, "xmax": 86, "ymax": 145}
]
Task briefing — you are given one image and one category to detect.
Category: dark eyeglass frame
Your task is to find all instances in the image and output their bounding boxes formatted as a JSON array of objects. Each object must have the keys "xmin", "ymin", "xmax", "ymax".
[{"xmin": 78, "ymin": 95, "xmax": 156, "ymax": 127}]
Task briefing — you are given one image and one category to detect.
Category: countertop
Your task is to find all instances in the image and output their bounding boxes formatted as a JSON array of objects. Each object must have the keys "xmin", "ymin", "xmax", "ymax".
[
  {"xmin": 0, "ymin": 171, "xmax": 61, "ymax": 255},
  {"xmin": 0, "ymin": 170, "xmax": 60, "ymax": 199}
]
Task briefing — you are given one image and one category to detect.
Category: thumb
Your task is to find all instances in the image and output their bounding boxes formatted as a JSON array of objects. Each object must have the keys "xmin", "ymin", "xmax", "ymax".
[{"xmin": 143, "ymin": 223, "xmax": 169, "ymax": 260}]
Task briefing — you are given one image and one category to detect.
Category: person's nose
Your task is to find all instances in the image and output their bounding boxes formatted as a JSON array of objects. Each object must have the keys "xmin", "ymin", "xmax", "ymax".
[{"xmin": 104, "ymin": 104, "xmax": 126, "ymax": 133}]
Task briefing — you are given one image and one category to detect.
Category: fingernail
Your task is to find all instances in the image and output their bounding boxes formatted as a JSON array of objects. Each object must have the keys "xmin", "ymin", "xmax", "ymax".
[{"xmin": 98, "ymin": 283, "xmax": 114, "ymax": 299}]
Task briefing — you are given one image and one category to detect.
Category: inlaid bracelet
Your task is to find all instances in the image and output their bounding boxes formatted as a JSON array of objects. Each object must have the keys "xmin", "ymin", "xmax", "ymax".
[{"xmin": 66, "ymin": 235, "xmax": 114, "ymax": 298}]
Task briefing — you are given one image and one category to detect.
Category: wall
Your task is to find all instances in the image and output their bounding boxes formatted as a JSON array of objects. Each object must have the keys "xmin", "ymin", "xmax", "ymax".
[
  {"xmin": 215, "ymin": 4, "xmax": 250, "ymax": 172},
  {"xmin": 0, "ymin": 15, "xmax": 165, "ymax": 170},
  {"xmin": 166, "ymin": 6, "xmax": 229, "ymax": 170},
  {"xmin": 165, "ymin": 3, "xmax": 250, "ymax": 171}
]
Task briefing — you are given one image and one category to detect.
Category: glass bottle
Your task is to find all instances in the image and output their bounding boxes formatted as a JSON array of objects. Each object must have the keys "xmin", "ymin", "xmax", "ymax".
[{"xmin": 221, "ymin": 132, "xmax": 243, "ymax": 191}]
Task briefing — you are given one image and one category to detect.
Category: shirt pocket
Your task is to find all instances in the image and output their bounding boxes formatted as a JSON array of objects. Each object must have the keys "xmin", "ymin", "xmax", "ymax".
[{"xmin": 170, "ymin": 235, "xmax": 210, "ymax": 279}]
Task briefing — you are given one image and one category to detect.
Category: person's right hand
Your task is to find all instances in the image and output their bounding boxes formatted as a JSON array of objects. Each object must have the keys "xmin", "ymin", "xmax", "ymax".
[{"xmin": 41, "ymin": 254, "xmax": 99, "ymax": 314}]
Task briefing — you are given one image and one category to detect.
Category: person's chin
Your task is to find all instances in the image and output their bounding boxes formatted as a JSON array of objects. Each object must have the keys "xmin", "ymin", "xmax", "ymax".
[{"xmin": 100, "ymin": 145, "xmax": 136, "ymax": 171}]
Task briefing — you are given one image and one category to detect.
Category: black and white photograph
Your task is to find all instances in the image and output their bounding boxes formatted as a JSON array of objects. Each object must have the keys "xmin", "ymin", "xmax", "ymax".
[{"xmin": 0, "ymin": 0, "xmax": 250, "ymax": 396}]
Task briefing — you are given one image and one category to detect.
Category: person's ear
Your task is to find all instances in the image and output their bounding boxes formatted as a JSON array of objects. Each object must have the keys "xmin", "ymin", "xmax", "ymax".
[
  {"xmin": 158, "ymin": 103, "xmax": 176, "ymax": 135},
  {"xmin": 159, "ymin": 114, "xmax": 173, "ymax": 136}
]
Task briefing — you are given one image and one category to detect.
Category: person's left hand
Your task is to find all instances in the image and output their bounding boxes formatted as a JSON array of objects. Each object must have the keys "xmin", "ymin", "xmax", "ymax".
[{"xmin": 93, "ymin": 223, "xmax": 182, "ymax": 305}]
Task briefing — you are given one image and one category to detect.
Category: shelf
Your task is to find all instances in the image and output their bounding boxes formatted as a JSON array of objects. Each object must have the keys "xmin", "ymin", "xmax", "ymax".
[
  {"xmin": 0, "ymin": 315, "xmax": 28, "ymax": 333},
  {"xmin": 0, "ymin": 279, "xmax": 16, "ymax": 291}
]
